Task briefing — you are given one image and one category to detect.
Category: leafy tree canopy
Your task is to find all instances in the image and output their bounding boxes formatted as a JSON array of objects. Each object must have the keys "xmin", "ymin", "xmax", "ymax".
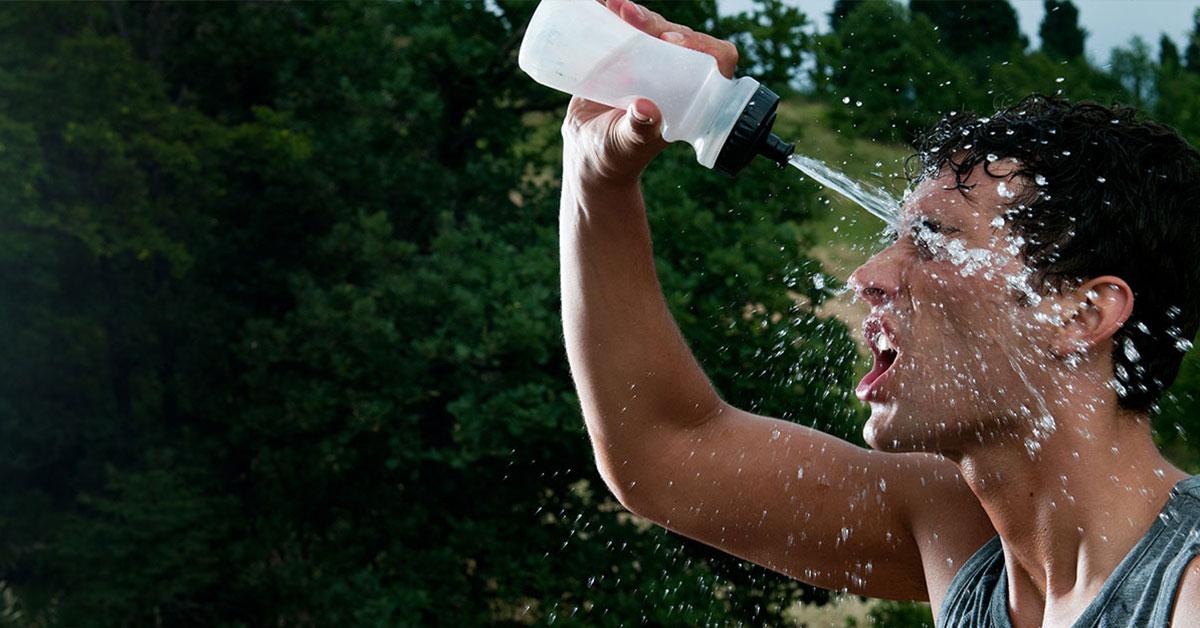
[
  {"xmin": 1040, "ymin": 0, "xmax": 1087, "ymax": 61},
  {"xmin": 910, "ymin": 0, "xmax": 1026, "ymax": 71}
]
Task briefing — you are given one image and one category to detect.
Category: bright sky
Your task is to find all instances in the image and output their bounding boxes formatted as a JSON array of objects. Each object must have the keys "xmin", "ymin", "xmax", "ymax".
[{"xmin": 716, "ymin": 0, "xmax": 1199, "ymax": 65}]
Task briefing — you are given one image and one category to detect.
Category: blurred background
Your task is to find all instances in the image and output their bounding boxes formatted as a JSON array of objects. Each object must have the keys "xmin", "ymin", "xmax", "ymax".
[{"xmin": 1, "ymin": 1, "xmax": 1198, "ymax": 626}]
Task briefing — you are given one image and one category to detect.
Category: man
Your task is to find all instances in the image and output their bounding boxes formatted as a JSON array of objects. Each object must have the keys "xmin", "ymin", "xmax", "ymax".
[{"xmin": 559, "ymin": 1, "xmax": 1200, "ymax": 626}]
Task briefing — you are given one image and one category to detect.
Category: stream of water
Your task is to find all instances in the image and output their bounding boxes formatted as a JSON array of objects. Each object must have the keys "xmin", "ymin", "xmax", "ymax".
[{"xmin": 787, "ymin": 154, "xmax": 902, "ymax": 228}]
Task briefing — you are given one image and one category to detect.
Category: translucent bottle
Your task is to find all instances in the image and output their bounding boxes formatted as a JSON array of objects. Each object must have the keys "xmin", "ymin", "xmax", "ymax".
[{"xmin": 518, "ymin": 0, "xmax": 794, "ymax": 177}]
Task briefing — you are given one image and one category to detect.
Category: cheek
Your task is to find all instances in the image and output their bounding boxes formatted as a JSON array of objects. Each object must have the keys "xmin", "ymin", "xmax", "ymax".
[
  {"xmin": 907, "ymin": 270, "xmax": 999, "ymax": 332},
  {"xmin": 906, "ymin": 275, "xmax": 1037, "ymax": 378}
]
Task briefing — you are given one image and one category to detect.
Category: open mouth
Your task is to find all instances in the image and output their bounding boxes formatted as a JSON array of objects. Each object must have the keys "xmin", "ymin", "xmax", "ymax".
[{"xmin": 857, "ymin": 318, "xmax": 899, "ymax": 401}]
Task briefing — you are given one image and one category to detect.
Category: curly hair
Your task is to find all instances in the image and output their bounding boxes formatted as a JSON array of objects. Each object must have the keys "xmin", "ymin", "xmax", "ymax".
[{"xmin": 910, "ymin": 94, "xmax": 1200, "ymax": 412}]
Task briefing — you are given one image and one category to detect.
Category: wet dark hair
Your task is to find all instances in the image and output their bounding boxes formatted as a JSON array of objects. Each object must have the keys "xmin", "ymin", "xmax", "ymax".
[{"xmin": 910, "ymin": 94, "xmax": 1200, "ymax": 412}]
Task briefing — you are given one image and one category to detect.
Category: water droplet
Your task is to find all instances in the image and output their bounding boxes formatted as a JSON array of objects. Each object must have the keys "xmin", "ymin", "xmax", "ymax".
[{"xmin": 1123, "ymin": 339, "xmax": 1140, "ymax": 363}]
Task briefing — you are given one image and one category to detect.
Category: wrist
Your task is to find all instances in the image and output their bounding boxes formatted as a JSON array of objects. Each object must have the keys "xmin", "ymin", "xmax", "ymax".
[
  {"xmin": 564, "ymin": 151, "xmax": 645, "ymax": 192},
  {"xmin": 561, "ymin": 172, "xmax": 649, "ymax": 238},
  {"xmin": 563, "ymin": 160, "xmax": 644, "ymax": 206}
]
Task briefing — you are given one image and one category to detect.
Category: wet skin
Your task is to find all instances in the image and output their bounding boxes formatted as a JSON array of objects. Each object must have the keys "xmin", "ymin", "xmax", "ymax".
[
  {"xmin": 849, "ymin": 168, "xmax": 1200, "ymax": 627},
  {"xmin": 850, "ymin": 164, "xmax": 1068, "ymax": 458}
]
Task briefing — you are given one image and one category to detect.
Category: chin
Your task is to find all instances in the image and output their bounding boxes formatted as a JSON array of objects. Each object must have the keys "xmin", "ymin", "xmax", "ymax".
[{"xmin": 863, "ymin": 405, "xmax": 914, "ymax": 452}]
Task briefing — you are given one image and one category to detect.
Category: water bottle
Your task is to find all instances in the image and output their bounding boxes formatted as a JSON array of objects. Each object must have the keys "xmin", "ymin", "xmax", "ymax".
[{"xmin": 518, "ymin": 0, "xmax": 794, "ymax": 177}]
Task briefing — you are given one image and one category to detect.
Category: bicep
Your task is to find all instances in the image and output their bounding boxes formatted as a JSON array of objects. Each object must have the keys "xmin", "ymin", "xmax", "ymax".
[{"xmin": 616, "ymin": 402, "xmax": 991, "ymax": 602}]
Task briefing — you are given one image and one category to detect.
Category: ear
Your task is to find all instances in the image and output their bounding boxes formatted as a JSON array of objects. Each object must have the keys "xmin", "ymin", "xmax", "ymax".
[{"xmin": 1052, "ymin": 276, "xmax": 1134, "ymax": 357}]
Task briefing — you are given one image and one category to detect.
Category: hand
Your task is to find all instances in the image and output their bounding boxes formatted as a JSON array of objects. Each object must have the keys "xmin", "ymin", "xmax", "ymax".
[{"xmin": 562, "ymin": 0, "xmax": 740, "ymax": 187}]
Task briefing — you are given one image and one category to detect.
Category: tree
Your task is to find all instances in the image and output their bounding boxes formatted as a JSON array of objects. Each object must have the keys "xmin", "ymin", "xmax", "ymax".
[
  {"xmin": 1187, "ymin": 8, "xmax": 1200, "ymax": 74},
  {"xmin": 987, "ymin": 48, "xmax": 1125, "ymax": 106},
  {"xmin": 0, "ymin": 2, "xmax": 328, "ymax": 624},
  {"xmin": 830, "ymin": 0, "xmax": 866, "ymax": 32},
  {"xmin": 1111, "ymin": 36, "xmax": 1157, "ymax": 110},
  {"xmin": 1040, "ymin": 0, "xmax": 1086, "ymax": 61},
  {"xmin": 819, "ymin": 0, "xmax": 975, "ymax": 143},
  {"xmin": 1153, "ymin": 32, "xmax": 1200, "ymax": 149},
  {"xmin": 1161, "ymin": 34, "xmax": 1182, "ymax": 71},
  {"xmin": 0, "ymin": 1, "xmax": 867, "ymax": 626},
  {"xmin": 720, "ymin": 0, "xmax": 813, "ymax": 95},
  {"xmin": 910, "ymin": 0, "xmax": 1026, "ymax": 71}
]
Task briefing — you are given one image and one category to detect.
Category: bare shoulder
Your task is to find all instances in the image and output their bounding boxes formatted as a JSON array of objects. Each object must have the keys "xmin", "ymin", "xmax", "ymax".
[{"xmin": 1170, "ymin": 553, "xmax": 1200, "ymax": 627}]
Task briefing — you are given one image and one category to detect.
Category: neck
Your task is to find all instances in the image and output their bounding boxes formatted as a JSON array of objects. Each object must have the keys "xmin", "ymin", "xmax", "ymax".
[{"xmin": 952, "ymin": 398, "xmax": 1186, "ymax": 624}]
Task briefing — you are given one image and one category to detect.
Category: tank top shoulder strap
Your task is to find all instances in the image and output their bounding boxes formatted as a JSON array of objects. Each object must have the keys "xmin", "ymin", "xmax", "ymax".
[{"xmin": 937, "ymin": 535, "xmax": 1006, "ymax": 627}]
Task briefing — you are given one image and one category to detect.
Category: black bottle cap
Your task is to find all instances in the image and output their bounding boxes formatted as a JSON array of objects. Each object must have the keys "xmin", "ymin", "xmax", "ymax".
[{"xmin": 712, "ymin": 84, "xmax": 795, "ymax": 177}]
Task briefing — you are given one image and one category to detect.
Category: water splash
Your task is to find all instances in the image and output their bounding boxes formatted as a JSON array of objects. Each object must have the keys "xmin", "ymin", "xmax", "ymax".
[{"xmin": 788, "ymin": 154, "xmax": 901, "ymax": 228}]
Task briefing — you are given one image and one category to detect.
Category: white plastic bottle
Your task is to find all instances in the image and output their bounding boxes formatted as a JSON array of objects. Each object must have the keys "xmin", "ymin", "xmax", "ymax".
[{"xmin": 518, "ymin": 0, "xmax": 793, "ymax": 176}]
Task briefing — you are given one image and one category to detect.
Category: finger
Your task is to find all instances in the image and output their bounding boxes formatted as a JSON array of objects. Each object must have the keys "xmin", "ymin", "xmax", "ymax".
[
  {"xmin": 605, "ymin": 1, "xmax": 739, "ymax": 78},
  {"xmin": 661, "ymin": 30, "xmax": 739, "ymax": 78},
  {"xmin": 626, "ymin": 98, "xmax": 663, "ymax": 137},
  {"xmin": 610, "ymin": 0, "xmax": 679, "ymax": 39},
  {"xmin": 618, "ymin": 98, "xmax": 669, "ymax": 166}
]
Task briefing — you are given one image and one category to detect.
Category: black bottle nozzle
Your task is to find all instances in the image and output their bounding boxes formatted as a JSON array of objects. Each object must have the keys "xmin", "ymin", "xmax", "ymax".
[
  {"xmin": 712, "ymin": 84, "xmax": 794, "ymax": 177},
  {"xmin": 763, "ymin": 133, "xmax": 795, "ymax": 169}
]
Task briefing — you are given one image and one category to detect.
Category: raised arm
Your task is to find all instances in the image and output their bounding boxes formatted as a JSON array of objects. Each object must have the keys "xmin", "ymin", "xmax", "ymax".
[{"xmin": 559, "ymin": 0, "xmax": 994, "ymax": 609}]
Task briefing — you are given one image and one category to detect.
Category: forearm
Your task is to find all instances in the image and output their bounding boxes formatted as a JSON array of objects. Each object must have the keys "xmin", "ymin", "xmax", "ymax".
[{"xmin": 560, "ymin": 176, "xmax": 723, "ymax": 486}]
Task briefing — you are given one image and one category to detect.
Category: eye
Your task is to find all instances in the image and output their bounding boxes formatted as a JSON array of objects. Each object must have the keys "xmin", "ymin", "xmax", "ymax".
[
  {"xmin": 917, "ymin": 217, "xmax": 948, "ymax": 234},
  {"xmin": 910, "ymin": 218, "xmax": 959, "ymax": 261},
  {"xmin": 911, "ymin": 220, "xmax": 939, "ymax": 260}
]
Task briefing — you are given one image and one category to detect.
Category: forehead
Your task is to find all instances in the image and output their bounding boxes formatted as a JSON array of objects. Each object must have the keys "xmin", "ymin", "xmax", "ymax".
[{"xmin": 902, "ymin": 164, "xmax": 1020, "ymax": 225}]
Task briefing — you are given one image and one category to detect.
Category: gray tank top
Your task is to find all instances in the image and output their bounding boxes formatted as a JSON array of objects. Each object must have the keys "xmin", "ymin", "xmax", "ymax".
[{"xmin": 938, "ymin": 475, "xmax": 1200, "ymax": 628}]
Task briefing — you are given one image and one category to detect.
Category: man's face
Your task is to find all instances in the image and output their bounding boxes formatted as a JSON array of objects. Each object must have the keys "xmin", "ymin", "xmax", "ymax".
[{"xmin": 849, "ymin": 165, "xmax": 1068, "ymax": 457}]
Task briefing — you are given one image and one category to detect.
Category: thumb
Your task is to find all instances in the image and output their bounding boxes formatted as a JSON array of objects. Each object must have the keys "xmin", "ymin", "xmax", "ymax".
[{"xmin": 617, "ymin": 98, "xmax": 668, "ymax": 164}]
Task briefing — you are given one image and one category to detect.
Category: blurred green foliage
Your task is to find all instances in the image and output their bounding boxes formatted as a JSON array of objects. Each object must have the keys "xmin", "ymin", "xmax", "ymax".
[{"xmin": 0, "ymin": 1, "xmax": 1197, "ymax": 627}]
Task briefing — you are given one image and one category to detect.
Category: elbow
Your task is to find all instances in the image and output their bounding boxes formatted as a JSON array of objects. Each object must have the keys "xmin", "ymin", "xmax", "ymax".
[
  {"xmin": 603, "ymin": 474, "xmax": 663, "ymax": 522},
  {"xmin": 593, "ymin": 454, "xmax": 641, "ymax": 510},
  {"xmin": 590, "ymin": 447, "xmax": 673, "ymax": 523},
  {"xmin": 580, "ymin": 399, "xmax": 728, "ymax": 521}
]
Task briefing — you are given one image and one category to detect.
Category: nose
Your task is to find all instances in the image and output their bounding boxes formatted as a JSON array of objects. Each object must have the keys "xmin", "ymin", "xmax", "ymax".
[{"xmin": 849, "ymin": 245, "xmax": 902, "ymax": 308}]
